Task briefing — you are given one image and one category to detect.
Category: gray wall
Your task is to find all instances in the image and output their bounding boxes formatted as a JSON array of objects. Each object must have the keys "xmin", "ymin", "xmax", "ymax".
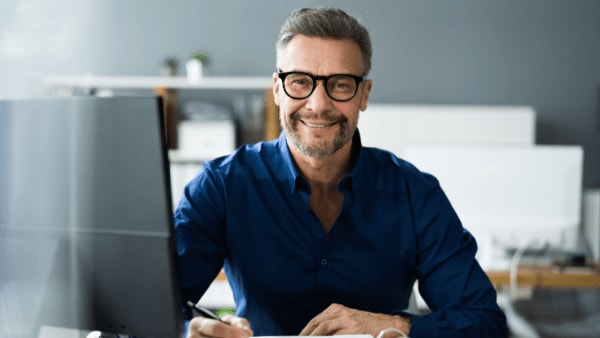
[{"xmin": 1, "ymin": 0, "xmax": 599, "ymax": 187}]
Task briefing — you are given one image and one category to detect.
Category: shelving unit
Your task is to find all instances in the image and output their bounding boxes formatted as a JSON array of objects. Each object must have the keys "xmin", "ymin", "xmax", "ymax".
[{"xmin": 44, "ymin": 75, "xmax": 274, "ymax": 91}]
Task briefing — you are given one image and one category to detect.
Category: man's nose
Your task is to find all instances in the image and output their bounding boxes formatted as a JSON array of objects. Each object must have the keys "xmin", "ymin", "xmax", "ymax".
[{"xmin": 305, "ymin": 81, "xmax": 334, "ymax": 111}]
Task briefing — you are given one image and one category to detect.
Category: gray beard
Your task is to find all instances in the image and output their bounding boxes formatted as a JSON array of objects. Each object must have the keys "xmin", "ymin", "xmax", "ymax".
[{"xmin": 283, "ymin": 113, "xmax": 354, "ymax": 158}]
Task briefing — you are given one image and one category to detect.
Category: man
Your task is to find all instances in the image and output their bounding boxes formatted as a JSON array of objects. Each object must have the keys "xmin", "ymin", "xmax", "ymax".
[{"xmin": 174, "ymin": 7, "xmax": 508, "ymax": 338}]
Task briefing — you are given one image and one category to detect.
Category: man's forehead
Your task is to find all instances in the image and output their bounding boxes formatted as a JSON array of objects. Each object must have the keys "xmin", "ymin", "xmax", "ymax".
[{"xmin": 278, "ymin": 36, "xmax": 364, "ymax": 74}]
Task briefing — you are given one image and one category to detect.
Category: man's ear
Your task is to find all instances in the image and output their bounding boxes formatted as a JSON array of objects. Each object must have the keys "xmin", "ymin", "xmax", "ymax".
[
  {"xmin": 359, "ymin": 79, "xmax": 373, "ymax": 111},
  {"xmin": 272, "ymin": 73, "xmax": 281, "ymax": 107}
]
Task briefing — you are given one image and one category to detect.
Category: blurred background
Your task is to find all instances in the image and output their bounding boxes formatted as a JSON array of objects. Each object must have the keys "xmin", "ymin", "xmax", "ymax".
[{"xmin": 1, "ymin": 1, "xmax": 599, "ymax": 337}]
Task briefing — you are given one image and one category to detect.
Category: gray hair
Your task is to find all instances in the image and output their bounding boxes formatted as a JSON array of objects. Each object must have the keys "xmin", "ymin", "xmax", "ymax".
[{"xmin": 276, "ymin": 7, "xmax": 372, "ymax": 76}]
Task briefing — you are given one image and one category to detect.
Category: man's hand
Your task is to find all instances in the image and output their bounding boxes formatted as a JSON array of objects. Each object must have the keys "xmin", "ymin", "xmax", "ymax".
[
  {"xmin": 299, "ymin": 303, "xmax": 411, "ymax": 337},
  {"xmin": 187, "ymin": 314, "xmax": 253, "ymax": 338}
]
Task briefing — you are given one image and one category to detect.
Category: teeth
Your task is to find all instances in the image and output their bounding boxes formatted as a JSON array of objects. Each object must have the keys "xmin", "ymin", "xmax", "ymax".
[{"xmin": 302, "ymin": 120, "xmax": 336, "ymax": 128}]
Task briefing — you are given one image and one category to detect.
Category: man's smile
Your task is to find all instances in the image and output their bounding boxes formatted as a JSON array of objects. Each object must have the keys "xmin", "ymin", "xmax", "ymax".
[{"xmin": 300, "ymin": 119, "xmax": 338, "ymax": 128}]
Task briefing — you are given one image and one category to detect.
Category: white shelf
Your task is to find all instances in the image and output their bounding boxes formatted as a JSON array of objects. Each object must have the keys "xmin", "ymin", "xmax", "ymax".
[
  {"xmin": 44, "ymin": 75, "xmax": 273, "ymax": 90},
  {"xmin": 168, "ymin": 149, "xmax": 230, "ymax": 164}
]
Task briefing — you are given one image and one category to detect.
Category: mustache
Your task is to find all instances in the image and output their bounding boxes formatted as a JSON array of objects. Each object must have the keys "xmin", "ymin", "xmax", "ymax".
[{"xmin": 290, "ymin": 111, "xmax": 348, "ymax": 124}]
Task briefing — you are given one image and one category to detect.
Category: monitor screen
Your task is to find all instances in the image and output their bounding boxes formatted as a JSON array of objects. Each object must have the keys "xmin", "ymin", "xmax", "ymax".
[{"xmin": 0, "ymin": 96, "xmax": 185, "ymax": 337}]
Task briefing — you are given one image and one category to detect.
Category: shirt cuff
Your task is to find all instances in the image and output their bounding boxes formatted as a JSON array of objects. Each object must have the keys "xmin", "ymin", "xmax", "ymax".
[{"xmin": 405, "ymin": 314, "xmax": 438, "ymax": 337}]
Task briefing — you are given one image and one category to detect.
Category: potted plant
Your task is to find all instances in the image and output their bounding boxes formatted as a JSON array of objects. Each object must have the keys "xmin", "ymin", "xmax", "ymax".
[
  {"xmin": 186, "ymin": 51, "xmax": 209, "ymax": 82},
  {"xmin": 161, "ymin": 57, "xmax": 179, "ymax": 76}
]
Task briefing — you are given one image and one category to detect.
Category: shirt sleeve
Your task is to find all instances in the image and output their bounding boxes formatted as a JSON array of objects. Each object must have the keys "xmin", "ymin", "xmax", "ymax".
[
  {"xmin": 173, "ymin": 166, "xmax": 228, "ymax": 319},
  {"xmin": 407, "ymin": 174, "xmax": 508, "ymax": 337}
]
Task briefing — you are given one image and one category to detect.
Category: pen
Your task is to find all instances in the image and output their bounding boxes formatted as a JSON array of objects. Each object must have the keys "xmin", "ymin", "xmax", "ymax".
[{"xmin": 187, "ymin": 301, "xmax": 223, "ymax": 322}]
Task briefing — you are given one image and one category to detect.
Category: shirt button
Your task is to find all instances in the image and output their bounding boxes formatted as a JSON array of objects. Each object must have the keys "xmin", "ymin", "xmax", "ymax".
[{"xmin": 321, "ymin": 258, "xmax": 328, "ymax": 266}]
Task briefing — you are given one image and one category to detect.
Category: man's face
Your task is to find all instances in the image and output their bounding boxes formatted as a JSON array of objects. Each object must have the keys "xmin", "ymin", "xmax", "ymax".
[{"xmin": 273, "ymin": 36, "xmax": 372, "ymax": 158}]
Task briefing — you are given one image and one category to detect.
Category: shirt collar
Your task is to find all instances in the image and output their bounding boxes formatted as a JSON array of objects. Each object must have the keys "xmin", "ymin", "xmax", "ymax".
[
  {"xmin": 276, "ymin": 131, "xmax": 305, "ymax": 193},
  {"xmin": 340, "ymin": 130, "xmax": 361, "ymax": 193}
]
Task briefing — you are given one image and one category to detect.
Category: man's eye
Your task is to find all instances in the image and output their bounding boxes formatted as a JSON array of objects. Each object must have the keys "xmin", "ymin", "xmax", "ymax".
[
  {"xmin": 291, "ymin": 79, "xmax": 308, "ymax": 85},
  {"xmin": 333, "ymin": 82, "xmax": 350, "ymax": 89},
  {"xmin": 330, "ymin": 79, "xmax": 354, "ymax": 92}
]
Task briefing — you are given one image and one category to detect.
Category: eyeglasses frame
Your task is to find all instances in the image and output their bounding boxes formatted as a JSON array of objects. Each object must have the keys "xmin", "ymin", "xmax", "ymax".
[{"xmin": 277, "ymin": 70, "xmax": 366, "ymax": 102}]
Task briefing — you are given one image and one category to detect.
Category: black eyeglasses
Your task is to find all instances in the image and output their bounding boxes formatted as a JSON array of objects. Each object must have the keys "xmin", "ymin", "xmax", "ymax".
[{"xmin": 277, "ymin": 70, "xmax": 365, "ymax": 102}]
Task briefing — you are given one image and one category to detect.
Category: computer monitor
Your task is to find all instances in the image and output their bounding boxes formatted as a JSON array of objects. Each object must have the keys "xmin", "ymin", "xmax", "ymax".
[{"xmin": 0, "ymin": 97, "xmax": 185, "ymax": 337}]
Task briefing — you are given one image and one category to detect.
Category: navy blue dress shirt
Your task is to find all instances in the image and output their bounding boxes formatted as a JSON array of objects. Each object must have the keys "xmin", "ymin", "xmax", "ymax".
[{"xmin": 174, "ymin": 131, "xmax": 507, "ymax": 337}]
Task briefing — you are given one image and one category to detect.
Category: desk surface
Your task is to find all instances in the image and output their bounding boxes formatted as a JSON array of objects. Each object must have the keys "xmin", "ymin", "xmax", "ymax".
[{"xmin": 486, "ymin": 265, "xmax": 600, "ymax": 288}]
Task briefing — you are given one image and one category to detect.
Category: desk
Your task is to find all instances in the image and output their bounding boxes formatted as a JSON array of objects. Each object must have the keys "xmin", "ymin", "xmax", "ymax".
[
  {"xmin": 43, "ymin": 75, "xmax": 281, "ymax": 148},
  {"xmin": 487, "ymin": 265, "xmax": 600, "ymax": 288}
]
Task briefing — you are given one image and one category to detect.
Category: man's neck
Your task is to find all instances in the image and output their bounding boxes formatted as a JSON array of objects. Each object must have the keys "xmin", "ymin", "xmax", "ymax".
[{"xmin": 290, "ymin": 141, "xmax": 353, "ymax": 189}]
